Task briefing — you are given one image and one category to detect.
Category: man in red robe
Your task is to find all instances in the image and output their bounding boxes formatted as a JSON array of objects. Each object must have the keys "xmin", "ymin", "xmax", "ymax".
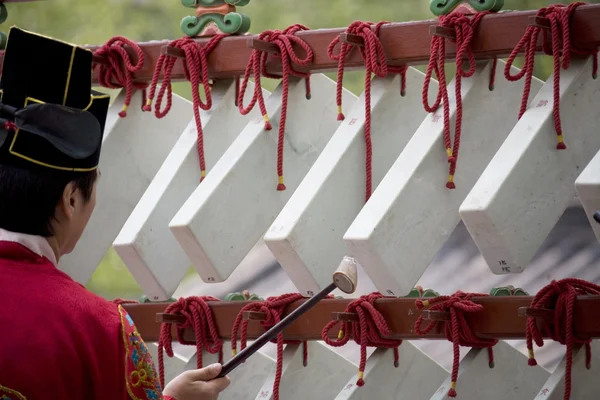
[{"xmin": 0, "ymin": 27, "xmax": 230, "ymax": 399}]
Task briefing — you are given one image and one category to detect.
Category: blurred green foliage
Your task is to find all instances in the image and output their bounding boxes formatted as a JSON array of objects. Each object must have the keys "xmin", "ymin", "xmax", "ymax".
[{"xmin": 3, "ymin": 0, "xmax": 597, "ymax": 298}]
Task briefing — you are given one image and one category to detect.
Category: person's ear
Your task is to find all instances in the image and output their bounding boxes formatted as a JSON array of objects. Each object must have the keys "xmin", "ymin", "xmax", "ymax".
[{"xmin": 60, "ymin": 181, "xmax": 78, "ymax": 221}]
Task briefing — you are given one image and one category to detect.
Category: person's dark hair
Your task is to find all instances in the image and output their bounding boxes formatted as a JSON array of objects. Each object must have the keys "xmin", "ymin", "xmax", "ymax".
[{"xmin": 0, "ymin": 164, "xmax": 97, "ymax": 237}]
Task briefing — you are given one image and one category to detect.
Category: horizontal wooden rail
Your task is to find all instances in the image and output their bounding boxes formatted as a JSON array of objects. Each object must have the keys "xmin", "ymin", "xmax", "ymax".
[
  {"xmin": 1, "ymin": 5, "xmax": 600, "ymax": 83},
  {"xmin": 123, "ymin": 295, "xmax": 600, "ymax": 343}
]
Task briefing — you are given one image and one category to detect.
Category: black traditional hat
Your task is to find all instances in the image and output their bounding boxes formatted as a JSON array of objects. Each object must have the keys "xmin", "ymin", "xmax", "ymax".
[{"xmin": 0, "ymin": 26, "xmax": 110, "ymax": 172}]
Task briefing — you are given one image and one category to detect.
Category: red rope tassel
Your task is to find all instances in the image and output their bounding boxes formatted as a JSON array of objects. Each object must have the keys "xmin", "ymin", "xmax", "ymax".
[
  {"xmin": 415, "ymin": 291, "xmax": 498, "ymax": 398},
  {"xmin": 422, "ymin": 12, "xmax": 489, "ymax": 190},
  {"xmin": 157, "ymin": 296, "xmax": 224, "ymax": 389},
  {"xmin": 321, "ymin": 293, "xmax": 402, "ymax": 387},
  {"xmin": 237, "ymin": 24, "xmax": 314, "ymax": 191},
  {"xmin": 505, "ymin": 3, "xmax": 598, "ymax": 151},
  {"xmin": 144, "ymin": 35, "xmax": 226, "ymax": 181},
  {"xmin": 93, "ymin": 36, "xmax": 148, "ymax": 118},
  {"xmin": 328, "ymin": 21, "xmax": 408, "ymax": 203},
  {"xmin": 525, "ymin": 278, "xmax": 600, "ymax": 400},
  {"xmin": 230, "ymin": 293, "xmax": 314, "ymax": 400}
]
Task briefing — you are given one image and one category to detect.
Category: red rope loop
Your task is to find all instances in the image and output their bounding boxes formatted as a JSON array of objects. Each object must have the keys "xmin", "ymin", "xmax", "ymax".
[
  {"xmin": 237, "ymin": 24, "xmax": 314, "ymax": 191},
  {"xmin": 230, "ymin": 293, "xmax": 313, "ymax": 400},
  {"xmin": 505, "ymin": 2, "xmax": 598, "ymax": 151},
  {"xmin": 328, "ymin": 21, "xmax": 408, "ymax": 202},
  {"xmin": 93, "ymin": 36, "xmax": 147, "ymax": 118},
  {"xmin": 414, "ymin": 291, "xmax": 497, "ymax": 398},
  {"xmin": 422, "ymin": 12, "xmax": 489, "ymax": 190},
  {"xmin": 157, "ymin": 296, "xmax": 223, "ymax": 388},
  {"xmin": 112, "ymin": 298, "xmax": 139, "ymax": 305},
  {"xmin": 525, "ymin": 278, "xmax": 600, "ymax": 400},
  {"xmin": 321, "ymin": 292, "xmax": 402, "ymax": 387},
  {"xmin": 144, "ymin": 35, "xmax": 226, "ymax": 180}
]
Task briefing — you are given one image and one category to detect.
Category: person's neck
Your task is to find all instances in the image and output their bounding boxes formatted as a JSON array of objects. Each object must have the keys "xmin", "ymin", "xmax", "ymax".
[{"xmin": 45, "ymin": 235, "xmax": 62, "ymax": 264}]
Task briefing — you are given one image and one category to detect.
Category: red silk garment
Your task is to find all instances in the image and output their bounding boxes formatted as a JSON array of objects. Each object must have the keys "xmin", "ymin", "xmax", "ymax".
[{"xmin": 0, "ymin": 241, "xmax": 163, "ymax": 399}]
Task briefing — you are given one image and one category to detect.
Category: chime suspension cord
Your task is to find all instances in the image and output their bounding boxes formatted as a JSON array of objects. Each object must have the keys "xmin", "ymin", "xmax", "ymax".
[
  {"xmin": 230, "ymin": 293, "xmax": 317, "ymax": 400},
  {"xmin": 414, "ymin": 291, "xmax": 497, "ymax": 398},
  {"xmin": 422, "ymin": 12, "xmax": 490, "ymax": 190},
  {"xmin": 328, "ymin": 21, "xmax": 407, "ymax": 203},
  {"xmin": 237, "ymin": 24, "xmax": 313, "ymax": 191},
  {"xmin": 93, "ymin": 36, "xmax": 148, "ymax": 118},
  {"xmin": 526, "ymin": 278, "xmax": 600, "ymax": 400},
  {"xmin": 157, "ymin": 296, "xmax": 223, "ymax": 389},
  {"xmin": 321, "ymin": 292, "xmax": 402, "ymax": 387},
  {"xmin": 144, "ymin": 35, "xmax": 227, "ymax": 181},
  {"xmin": 505, "ymin": 2, "xmax": 598, "ymax": 151}
]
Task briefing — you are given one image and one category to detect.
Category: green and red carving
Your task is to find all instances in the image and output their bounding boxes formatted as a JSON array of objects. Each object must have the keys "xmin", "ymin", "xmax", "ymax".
[
  {"xmin": 489, "ymin": 285, "xmax": 528, "ymax": 297},
  {"xmin": 139, "ymin": 295, "xmax": 177, "ymax": 303},
  {"xmin": 405, "ymin": 285, "xmax": 439, "ymax": 298},
  {"xmin": 180, "ymin": 0, "xmax": 251, "ymax": 38},
  {"xmin": 224, "ymin": 290, "xmax": 263, "ymax": 301},
  {"xmin": 429, "ymin": 0, "xmax": 504, "ymax": 16}
]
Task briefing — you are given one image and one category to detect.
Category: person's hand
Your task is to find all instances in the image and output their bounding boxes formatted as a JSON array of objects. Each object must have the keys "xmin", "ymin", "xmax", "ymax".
[{"xmin": 163, "ymin": 363, "xmax": 231, "ymax": 400}]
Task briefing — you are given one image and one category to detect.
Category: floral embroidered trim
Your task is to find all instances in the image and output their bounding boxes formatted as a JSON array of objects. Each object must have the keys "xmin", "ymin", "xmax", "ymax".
[
  {"xmin": 0, "ymin": 383, "xmax": 26, "ymax": 400},
  {"xmin": 119, "ymin": 305, "xmax": 163, "ymax": 400}
]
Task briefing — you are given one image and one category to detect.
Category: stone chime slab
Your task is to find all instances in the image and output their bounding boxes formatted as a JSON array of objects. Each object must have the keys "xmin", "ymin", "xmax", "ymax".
[
  {"xmin": 575, "ymin": 149, "xmax": 600, "ymax": 244},
  {"xmin": 185, "ymin": 342, "xmax": 275, "ymax": 400},
  {"xmin": 460, "ymin": 56, "xmax": 600, "ymax": 275},
  {"xmin": 430, "ymin": 341, "xmax": 549, "ymax": 400},
  {"xmin": 254, "ymin": 341, "xmax": 356, "ymax": 400},
  {"xmin": 345, "ymin": 60, "xmax": 541, "ymax": 296},
  {"xmin": 335, "ymin": 345, "xmax": 447, "ymax": 400},
  {"xmin": 170, "ymin": 74, "xmax": 357, "ymax": 283},
  {"xmin": 59, "ymin": 90, "xmax": 192, "ymax": 284},
  {"xmin": 113, "ymin": 80, "xmax": 269, "ymax": 301},
  {"xmin": 534, "ymin": 340, "xmax": 600, "ymax": 399},
  {"xmin": 146, "ymin": 342, "xmax": 188, "ymax": 386},
  {"xmin": 264, "ymin": 70, "xmax": 436, "ymax": 296}
]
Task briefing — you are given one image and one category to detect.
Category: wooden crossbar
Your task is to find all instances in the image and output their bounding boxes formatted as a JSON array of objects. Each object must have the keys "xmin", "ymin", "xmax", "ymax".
[
  {"xmin": 123, "ymin": 296, "xmax": 600, "ymax": 343},
  {"xmin": 1, "ymin": 5, "xmax": 599, "ymax": 83}
]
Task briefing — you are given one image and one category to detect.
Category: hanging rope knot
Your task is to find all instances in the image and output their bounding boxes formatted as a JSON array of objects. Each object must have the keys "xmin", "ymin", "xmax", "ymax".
[
  {"xmin": 231, "ymin": 293, "xmax": 321, "ymax": 400},
  {"xmin": 414, "ymin": 291, "xmax": 497, "ymax": 398},
  {"xmin": 422, "ymin": 12, "xmax": 491, "ymax": 190},
  {"xmin": 321, "ymin": 292, "xmax": 402, "ymax": 388},
  {"xmin": 3, "ymin": 121, "xmax": 16, "ymax": 132},
  {"xmin": 145, "ymin": 35, "xmax": 227, "ymax": 181},
  {"xmin": 505, "ymin": 2, "xmax": 598, "ymax": 151},
  {"xmin": 93, "ymin": 36, "xmax": 147, "ymax": 118},
  {"xmin": 328, "ymin": 21, "xmax": 408, "ymax": 202},
  {"xmin": 237, "ymin": 24, "xmax": 313, "ymax": 192},
  {"xmin": 525, "ymin": 278, "xmax": 600, "ymax": 400},
  {"xmin": 157, "ymin": 296, "xmax": 223, "ymax": 388}
]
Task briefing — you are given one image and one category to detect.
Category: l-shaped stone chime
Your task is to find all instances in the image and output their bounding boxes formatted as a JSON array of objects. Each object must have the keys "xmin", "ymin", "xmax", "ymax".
[{"xmin": 9, "ymin": 0, "xmax": 600, "ymax": 399}]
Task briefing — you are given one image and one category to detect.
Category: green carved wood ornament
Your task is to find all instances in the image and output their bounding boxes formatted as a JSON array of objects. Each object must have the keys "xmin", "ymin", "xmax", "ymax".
[
  {"xmin": 180, "ymin": 0, "xmax": 251, "ymax": 37},
  {"xmin": 489, "ymin": 285, "xmax": 529, "ymax": 297},
  {"xmin": 224, "ymin": 290, "xmax": 263, "ymax": 301},
  {"xmin": 429, "ymin": 0, "xmax": 504, "ymax": 16},
  {"xmin": 405, "ymin": 286, "xmax": 439, "ymax": 298}
]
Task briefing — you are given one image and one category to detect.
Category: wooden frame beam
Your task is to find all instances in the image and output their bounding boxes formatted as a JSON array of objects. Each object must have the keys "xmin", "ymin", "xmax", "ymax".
[
  {"xmin": 1, "ymin": 5, "xmax": 599, "ymax": 83},
  {"xmin": 123, "ymin": 296, "xmax": 600, "ymax": 342}
]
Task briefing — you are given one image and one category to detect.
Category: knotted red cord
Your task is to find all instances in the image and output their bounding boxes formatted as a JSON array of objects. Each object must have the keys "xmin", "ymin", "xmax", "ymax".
[
  {"xmin": 526, "ymin": 278, "xmax": 600, "ymax": 400},
  {"xmin": 237, "ymin": 24, "xmax": 313, "ymax": 191},
  {"xmin": 505, "ymin": 3, "xmax": 598, "ymax": 151},
  {"xmin": 93, "ymin": 36, "xmax": 147, "ymax": 118},
  {"xmin": 321, "ymin": 292, "xmax": 402, "ymax": 387},
  {"xmin": 423, "ymin": 12, "xmax": 491, "ymax": 190},
  {"xmin": 144, "ymin": 35, "xmax": 226, "ymax": 181},
  {"xmin": 157, "ymin": 296, "xmax": 223, "ymax": 388},
  {"xmin": 415, "ymin": 291, "xmax": 497, "ymax": 398},
  {"xmin": 112, "ymin": 298, "xmax": 139, "ymax": 305},
  {"xmin": 231, "ymin": 293, "xmax": 323, "ymax": 400},
  {"xmin": 328, "ymin": 21, "xmax": 408, "ymax": 203}
]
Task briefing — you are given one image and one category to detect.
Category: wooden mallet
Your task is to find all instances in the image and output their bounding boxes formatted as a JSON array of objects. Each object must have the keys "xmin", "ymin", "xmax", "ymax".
[{"xmin": 216, "ymin": 256, "xmax": 359, "ymax": 378}]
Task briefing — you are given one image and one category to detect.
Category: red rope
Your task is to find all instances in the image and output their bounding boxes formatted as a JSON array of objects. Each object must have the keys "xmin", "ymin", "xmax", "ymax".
[
  {"xmin": 112, "ymin": 298, "xmax": 139, "ymax": 305},
  {"xmin": 157, "ymin": 296, "xmax": 223, "ymax": 388},
  {"xmin": 422, "ymin": 12, "xmax": 490, "ymax": 190},
  {"xmin": 230, "ymin": 293, "xmax": 323, "ymax": 400},
  {"xmin": 505, "ymin": 2, "xmax": 598, "ymax": 151},
  {"xmin": 93, "ymin": 36, "xmax": 148, "ymax": 118},
  {"xmin": 414, "ymin": 291, "xmax": 497, "ymax": 398},
  {"xmin": 526, "ymin": 279, "xmax": 600, "ymax": 400},
  {"xmin": 321, "ymin": 293, "xmax": 402, "ymax": 387},
  {"xmin": 144, "ymin": 35, "xmax": 226, "ymax": 181},
  {"xmin": 328, "ymin": 21, "xmax": 408, "ymax": 203},
  {"xmin": 237, "ymin": 24, "xmax": 313, "ymax": 191}
]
